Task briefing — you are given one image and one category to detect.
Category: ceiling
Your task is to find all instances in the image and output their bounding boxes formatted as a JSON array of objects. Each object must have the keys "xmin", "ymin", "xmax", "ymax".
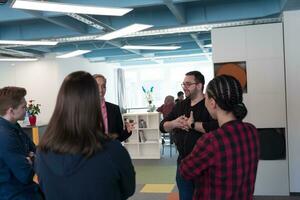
[{"xmin": 0, "ymin": 0, "xmax": 299, "ymax": 66}]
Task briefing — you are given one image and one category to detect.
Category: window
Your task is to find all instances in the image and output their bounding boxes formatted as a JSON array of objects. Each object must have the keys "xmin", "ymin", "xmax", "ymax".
[{"xmin": 123, "ymin": 61, "xmax": 214, "ymax": 110}]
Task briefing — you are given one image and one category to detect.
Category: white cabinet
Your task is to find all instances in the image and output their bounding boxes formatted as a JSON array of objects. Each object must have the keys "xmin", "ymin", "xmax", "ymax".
[{"xmin": 122, "ymin": 112, "xmax": 161, "ymax": 159}]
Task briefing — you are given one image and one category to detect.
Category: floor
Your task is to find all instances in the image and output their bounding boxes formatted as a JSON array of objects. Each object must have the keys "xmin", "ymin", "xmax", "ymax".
[{"xmin": 129, "ymin": 144, "xmax": 300, "ymax": 200}]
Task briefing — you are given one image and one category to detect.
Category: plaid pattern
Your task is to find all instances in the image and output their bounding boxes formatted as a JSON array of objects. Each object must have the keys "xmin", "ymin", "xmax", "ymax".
[{"xmin": 180, "ymin": 120, "xmax": 259, "ymax": 200}]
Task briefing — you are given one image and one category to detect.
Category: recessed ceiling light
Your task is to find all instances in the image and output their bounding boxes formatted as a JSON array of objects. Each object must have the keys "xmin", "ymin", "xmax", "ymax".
[
  {"xmin": 0, "ymin": 58, "xmax": 38, "ymax": 61},
  {"xmin": 95, "ymin": 24, "xmax": 153, "ymax": 40},
  {"xmin": 11, "ymin": 0, "xmax": 133, "ymax": 16},
  {"xmin": 56, "ymin": 50, "xmax": 91, "ymax": 58},
  {"xmin": 0, "ymin": 40, "xmax": 58, "ymax": 46},
  {"xmin": 122, "ymin": 45, "xmax": 181, "ymax": 50}
]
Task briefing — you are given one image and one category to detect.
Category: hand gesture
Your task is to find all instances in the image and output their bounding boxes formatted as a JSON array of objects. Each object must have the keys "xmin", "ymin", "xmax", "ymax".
[{"xmin": 173, "ymin": 115, "xmax": 189, "ymax": 131}]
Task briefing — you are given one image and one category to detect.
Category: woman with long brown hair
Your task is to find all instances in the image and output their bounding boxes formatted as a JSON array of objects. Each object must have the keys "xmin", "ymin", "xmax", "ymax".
[{"xmin": 35, "ymin": 71, "xmax": 135, "ymax": 200}]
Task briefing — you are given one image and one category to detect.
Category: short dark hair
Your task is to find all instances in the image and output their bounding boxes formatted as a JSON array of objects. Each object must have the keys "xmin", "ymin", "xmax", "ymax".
[
  {"xmin": 206, "ymin": 75, "xmax": 248, "ymax": 120},
  {"xmin": 0, "ymin": 87, "xmax": 26, "ymax": 115},
  {"xmin": 186, "ymin": 71, "xmax": 205, "ymax": 90},
  {"xmin": 39, "ymin": 71, "xmax": 108, "ymax": 157},
  {"xmin": 177, "ymin": 91, "xmax": 184, "ymax": 97}
]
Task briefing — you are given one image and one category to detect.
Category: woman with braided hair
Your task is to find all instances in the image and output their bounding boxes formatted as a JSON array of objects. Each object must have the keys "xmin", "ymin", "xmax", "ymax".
[{"xmin": 180, "ymin": 75, "xmax": 260, "ymax": 200}]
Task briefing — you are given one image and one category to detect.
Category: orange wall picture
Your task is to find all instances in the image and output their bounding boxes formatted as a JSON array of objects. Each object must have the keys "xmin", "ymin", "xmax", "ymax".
[{"xmin": 214, "ymin": 61, "xmax": 247, "ymax": 92}]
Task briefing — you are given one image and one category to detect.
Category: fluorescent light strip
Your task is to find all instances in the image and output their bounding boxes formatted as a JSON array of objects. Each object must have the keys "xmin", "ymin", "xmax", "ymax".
[
  {"xmin": 95, "ymin": 24, "xmax": 153, "ymax": 40},
  {"xmin": 57, "ymin": 50, "xmax": 91, "ymax": 58},
  {"xmin": 128, "ymin": 53, "xmax": 211, "ymax": 61},
  {"xmin": 12, "ymin": 0, "xmax": 132, "ymax": 16},
  {"xmin": 0, "ymin": 40, "xmax": 58, "ymax": 46},
  {"xmin": 204, "ymin": 44, "xmax": 212, "ymax": 48},
  {"xmin": 0, "ymin": 58, "xmax": 38, "ymax": 61},
  {"xmin": 122, "ymin": 45, "xmax": 181, "ymax": 50}
]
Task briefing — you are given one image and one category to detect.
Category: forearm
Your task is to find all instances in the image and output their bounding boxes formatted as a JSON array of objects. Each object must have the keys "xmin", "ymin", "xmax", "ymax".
[
  {"xmin": 194, "ymin": 122, "xmax": 205, "ymax": 133},
  {"xmin": 163, "ymin": 121, "xmax": 175, "ymax": 133}
]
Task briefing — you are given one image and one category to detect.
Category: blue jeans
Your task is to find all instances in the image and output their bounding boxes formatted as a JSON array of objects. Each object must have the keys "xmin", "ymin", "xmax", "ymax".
[{"xmin": 176, "ymin": 165, "xmax": 194, "ymax": 200}]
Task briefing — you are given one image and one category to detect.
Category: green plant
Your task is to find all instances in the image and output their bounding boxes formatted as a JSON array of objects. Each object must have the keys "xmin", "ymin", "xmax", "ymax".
[{"xmin": 27, "ymin": 100, "xmax": 41, "ymax": 116}]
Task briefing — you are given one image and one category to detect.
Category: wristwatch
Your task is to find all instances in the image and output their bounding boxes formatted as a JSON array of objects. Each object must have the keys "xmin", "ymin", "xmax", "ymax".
[{"xmin": 190, "ymin": 122, "xmax": 195, "ymax": 130}]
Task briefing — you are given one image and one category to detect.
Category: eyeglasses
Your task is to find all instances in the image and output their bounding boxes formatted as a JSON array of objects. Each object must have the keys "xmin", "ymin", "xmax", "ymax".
[{"xmin": 181, "ymin": 82, "xmax": 198, "ymax": 88}]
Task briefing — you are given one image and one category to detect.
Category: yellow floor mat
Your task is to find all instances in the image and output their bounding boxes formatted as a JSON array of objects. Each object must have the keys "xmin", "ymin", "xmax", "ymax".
[{"xmin": 140, "ymin": 184, "xmax": 175, "ymax": 193}]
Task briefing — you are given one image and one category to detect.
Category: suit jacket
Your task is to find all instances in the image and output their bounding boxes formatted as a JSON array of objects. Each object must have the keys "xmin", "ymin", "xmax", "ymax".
[
  {"xmin": 0, "ymin": 117, "xmax": 41, "ymax": 200},
  {"xmin": 106, "ymin": 102, "xmax": 131, "ymax": 142}
]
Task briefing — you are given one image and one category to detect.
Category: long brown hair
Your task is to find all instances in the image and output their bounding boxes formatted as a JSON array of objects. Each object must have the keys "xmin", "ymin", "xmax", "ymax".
[{"xmin": 39, "ymin": 71, "xmax": 107, "ymax": 157}]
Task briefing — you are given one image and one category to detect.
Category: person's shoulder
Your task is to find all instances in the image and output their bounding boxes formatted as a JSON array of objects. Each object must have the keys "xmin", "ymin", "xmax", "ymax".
[
  {"xmin": 105, "ymin": 101, "xmax": 119, "ymax": 109},
  {"xmin": 243, "ymin": 121, "xmax": 257, "ymax": 130},
  {"xmin": 0, "ymin": 124, "xmax": 16, "ymax": 139},
  {"xmin": 104, "ymin": 140, "xmax": 131, "ymax": 160},
  {"xmin": 0, "ymin": 126, "xmax": 19, "ymax": 152},
  {"xmin": 204, "ymin": 127, "xmax": 224, "ymax": 142},
  {"xmin": 105, "ymin": 140, "xmax": 124, "ymax": 152}
]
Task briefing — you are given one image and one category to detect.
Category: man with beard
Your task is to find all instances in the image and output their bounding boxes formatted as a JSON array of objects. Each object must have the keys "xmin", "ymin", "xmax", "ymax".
[{"xmin": 159, "ymin": 71, "xmax": 218, "ymax": 200}]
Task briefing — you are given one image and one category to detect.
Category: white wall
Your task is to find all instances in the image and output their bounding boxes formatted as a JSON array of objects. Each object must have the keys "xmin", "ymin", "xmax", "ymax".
[
  {"xmin": 283, "ymin": 10, "xmax": 300, "ymax": 193},
  {"xmin": 0, "ymin": 64, "xmax": 16, "ymax": 87},
  {"xmin": 0, "ymin": 55, "xmax": 118, "ymax": 123},
  {"xmin": 212, "ymin": 23, "xmax": 289, "ymax": 195}
]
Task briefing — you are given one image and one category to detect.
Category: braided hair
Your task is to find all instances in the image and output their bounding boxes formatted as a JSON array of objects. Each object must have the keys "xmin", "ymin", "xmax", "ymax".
[{"xmin": 206, "ymin": 75, "xmax": 247, "ymax": 120}]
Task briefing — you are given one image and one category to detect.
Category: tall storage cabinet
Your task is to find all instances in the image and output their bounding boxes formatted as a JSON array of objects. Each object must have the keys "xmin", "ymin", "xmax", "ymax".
[
  {"xmin": 212, "ymin": 23, "xmax": 288, "ymax": 195},
  {"xmin": 122, "ymin": 112, "xmax": 161, "ymax": 159}
]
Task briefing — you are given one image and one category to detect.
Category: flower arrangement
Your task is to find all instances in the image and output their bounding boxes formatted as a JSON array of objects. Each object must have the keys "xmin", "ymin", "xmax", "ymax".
[
  {"xmin": 142, "ymin": 86, "xmax": 154, "ymax": 104},
  {"xmin": 27, "ymin": 100, "xmax": 41, "ymax": 116},
  {"xmin": 142, "ymin": 86, "xmax": 155, "ymax": 112}
]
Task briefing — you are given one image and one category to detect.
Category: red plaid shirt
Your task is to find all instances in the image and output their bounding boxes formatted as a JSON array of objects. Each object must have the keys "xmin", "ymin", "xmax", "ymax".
[{"xmin": 180, "ymin": 120, "xmax": 259, "ymax": 200}]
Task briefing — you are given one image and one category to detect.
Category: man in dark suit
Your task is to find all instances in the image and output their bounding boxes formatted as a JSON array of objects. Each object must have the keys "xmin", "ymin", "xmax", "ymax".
[
  {"xmin": 0, "ymin": 87, "xmax": 43, "ymax": 200},
  {"xmin": 93, "ymin": 74, "xmax": 134, "ymax": 141}
]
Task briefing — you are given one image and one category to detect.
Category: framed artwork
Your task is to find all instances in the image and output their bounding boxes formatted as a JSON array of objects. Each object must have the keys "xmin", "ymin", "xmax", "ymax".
[{"xmin": 214, "ymin": 61, "xmax": 247, "ymax": 93}]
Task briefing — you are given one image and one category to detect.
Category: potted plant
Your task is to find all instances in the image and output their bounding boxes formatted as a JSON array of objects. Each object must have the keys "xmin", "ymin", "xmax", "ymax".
[{"xmin": 27, "ymin": 100, "xmax": 41, "ymax": 126}]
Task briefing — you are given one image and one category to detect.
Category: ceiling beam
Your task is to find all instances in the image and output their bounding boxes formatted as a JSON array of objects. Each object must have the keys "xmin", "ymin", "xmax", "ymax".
[
  {"xmin": 282, "ymin": 0, "xmax": 300, "ymax": 10},
  {"xmin": 190, "ymin": 33, "xmax": 210, "ymax": 61},
  {"xmin": 23, "ymin": 10, "xmax": 88, "ymax": 34},
  {"xmin": 163, "ymin": 0, "xmax": 186, "ymax": 24},
  {"xmin": 0, "ymin": 47, "xmax": 40, "ymax": 57},
  {"xmin": 79, "ymin": 14, "xmax": 115, "ymax": 32},
  {"xmin": 67, "ymin": 14, "xmax": 162, "ymax": 64}
]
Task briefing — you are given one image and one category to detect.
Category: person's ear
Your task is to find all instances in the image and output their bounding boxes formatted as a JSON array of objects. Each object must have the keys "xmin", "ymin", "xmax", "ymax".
[
  {"xmin": 211, "ymin": 98, "xmax": 217, "ymax": 108},
  {"xmin": 6, "ymin": 107, "xmax": 14, "ymax": 116},
  {"xmin": 197, "ymin": 83, "xmax": 202, "ymax": 91},
  {"xmin": 209, "ymin": 98, "xmax": 217, "ymax": 109}
]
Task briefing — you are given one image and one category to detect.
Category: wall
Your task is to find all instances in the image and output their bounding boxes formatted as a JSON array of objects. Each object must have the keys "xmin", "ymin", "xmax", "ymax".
[
  {"xmin": 283, "ymin": 10, "xmax": 300, "ymax": 193},
  {"xmin": 212, "ymin": 23, "xmax": 289, "ymax": 195},
  {"xmin": 0, "ymin": 64, "xmax": 16, "ymax": 87},
  {"xmin": 0, "ymin": 55, "xmax": 118, "ymax": 123}
]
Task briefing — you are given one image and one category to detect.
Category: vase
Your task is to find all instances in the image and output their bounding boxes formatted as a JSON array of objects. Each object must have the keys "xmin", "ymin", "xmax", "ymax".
[
  {"xmin": 147, "ymin": 101, "xmax": 155, "ymax": 112},
  {"xmin": 29, "ymin": 115, "xmax": 37, "ymax": 126}
]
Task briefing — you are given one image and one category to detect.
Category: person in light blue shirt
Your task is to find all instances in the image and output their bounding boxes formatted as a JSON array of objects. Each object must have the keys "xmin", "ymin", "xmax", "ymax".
[{"xmin": 0, "ymin": 87, "xmax": 43, "ymax": 200}]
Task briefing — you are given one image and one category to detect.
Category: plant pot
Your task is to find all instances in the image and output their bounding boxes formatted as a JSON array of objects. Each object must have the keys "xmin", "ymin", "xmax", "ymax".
[{"xmin": 29, "ymin": 115, "xmax": 37, "ymax": 126}]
